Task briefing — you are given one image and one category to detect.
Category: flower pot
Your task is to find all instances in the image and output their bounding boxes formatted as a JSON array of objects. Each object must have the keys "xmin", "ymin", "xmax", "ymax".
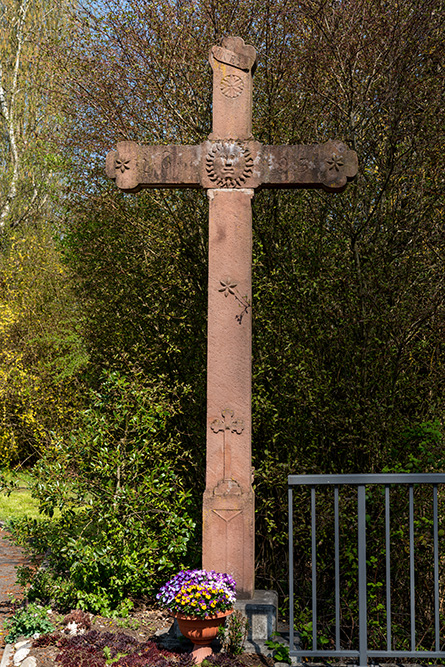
[{"xmin": 175, "ymin": 609, "xmax": 233, "ymax": 663}]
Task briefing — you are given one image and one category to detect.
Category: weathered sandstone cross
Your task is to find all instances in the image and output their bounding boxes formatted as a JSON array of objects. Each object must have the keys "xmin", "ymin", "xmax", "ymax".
[{"xmin": 106, "ymin": 36, "xmax": 358, "ymax": 599}]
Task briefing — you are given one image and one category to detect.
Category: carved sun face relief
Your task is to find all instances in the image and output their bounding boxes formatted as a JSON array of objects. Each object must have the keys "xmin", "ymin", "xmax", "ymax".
[{"xmin": 206, "ymin": 142, "xmax": 253, "ymax": 188}]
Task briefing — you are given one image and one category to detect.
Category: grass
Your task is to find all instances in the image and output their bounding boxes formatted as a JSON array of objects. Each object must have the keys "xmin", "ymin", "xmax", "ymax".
[{"xmin": 0, "ymin": 469, "xmax": 41, "ymax": 522}]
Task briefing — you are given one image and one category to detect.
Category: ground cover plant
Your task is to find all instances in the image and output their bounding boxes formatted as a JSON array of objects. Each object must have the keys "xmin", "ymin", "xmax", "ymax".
[{"xmin": 4, "ymin": 603, "xmax": 55, "ymax": 643}]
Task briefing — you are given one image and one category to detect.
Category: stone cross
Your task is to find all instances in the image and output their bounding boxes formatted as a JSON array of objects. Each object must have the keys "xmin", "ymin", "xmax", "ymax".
[{"xmin": 106, "ymin": 36, "xmax": 358, "ymax": 599}]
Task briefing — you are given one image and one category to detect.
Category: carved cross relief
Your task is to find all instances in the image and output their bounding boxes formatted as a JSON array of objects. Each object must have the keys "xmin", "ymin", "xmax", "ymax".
[
  {"xmin": 106, "ymin": 36, "xmax": 358, "ymax": 598},
  {"xmin": 211, "ymin": 409, "xmax": 245, "ymax": 495}
]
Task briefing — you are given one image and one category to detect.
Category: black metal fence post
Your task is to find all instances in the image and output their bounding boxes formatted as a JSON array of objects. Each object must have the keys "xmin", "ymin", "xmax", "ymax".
[
  {"xmin": 357, "ymin": 484, "xmax": 367, "ymax": 667},
  {"xmin": 288, "ymin": 474, "xmax": 445, "ymax": 665}
]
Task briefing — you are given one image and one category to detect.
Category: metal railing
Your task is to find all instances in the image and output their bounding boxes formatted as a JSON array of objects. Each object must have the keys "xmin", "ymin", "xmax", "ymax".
[{"xmin": 288, "ymin": 474, "xmax": 445, "ymax": 666}]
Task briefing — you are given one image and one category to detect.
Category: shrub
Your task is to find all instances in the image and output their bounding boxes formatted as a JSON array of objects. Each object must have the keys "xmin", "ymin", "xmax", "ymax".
[{"xmin": 10, "ymin": 369, "xmax": 199, "ymax": 613}]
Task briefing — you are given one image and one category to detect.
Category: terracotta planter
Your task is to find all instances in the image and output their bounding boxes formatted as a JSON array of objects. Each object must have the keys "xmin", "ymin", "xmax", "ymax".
[{"xmin": 175, "ymin": 609, "xmax": 233, "ymax": 663}]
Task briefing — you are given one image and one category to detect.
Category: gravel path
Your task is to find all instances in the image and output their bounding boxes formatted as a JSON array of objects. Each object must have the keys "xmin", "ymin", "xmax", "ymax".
[{"xmin": 0, "ymin": 527, "xmax": 29, "ymax": 655}]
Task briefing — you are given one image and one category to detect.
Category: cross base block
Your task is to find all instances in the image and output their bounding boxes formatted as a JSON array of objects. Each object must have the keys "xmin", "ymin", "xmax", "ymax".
[{"xmin": 234, "ymin": 589, "xmax": 278, "ymax": 649}]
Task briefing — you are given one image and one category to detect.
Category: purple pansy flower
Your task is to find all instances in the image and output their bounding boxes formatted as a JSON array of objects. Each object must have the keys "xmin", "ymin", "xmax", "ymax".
[{"xmin": 157, "ymin": 569, "xmax": 236, "ymax": 619}]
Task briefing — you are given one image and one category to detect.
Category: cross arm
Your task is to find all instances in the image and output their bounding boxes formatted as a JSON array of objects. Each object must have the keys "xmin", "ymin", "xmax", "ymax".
[
  {"xmin": 105, "ymin": 141, "xmax": 201, "ymax": 192},
  {"xmin": 106, "ymin": 139, "xmax": 358, "ymax": 193},
  {"xmin": 260, "ymin": 141, "xmax": 358, "ymax": 191}
]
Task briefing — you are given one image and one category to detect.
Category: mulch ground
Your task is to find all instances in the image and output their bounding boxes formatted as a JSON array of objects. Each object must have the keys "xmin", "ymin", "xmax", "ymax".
[
  {"xmin": 26, "ymin": 610, "xmax": 274, "ymax": 667},
  {"xmin": 4, "ymin": 608, "xmax": 274, "ymax": 667}
]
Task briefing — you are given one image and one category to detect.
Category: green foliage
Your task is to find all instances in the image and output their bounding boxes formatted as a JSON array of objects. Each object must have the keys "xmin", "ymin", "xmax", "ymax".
[
  {"xmin": 60, "ymin": 185, "xmax": 208, "ymax": 490},
  {"xmin": 3, "ymin": 603, "xmax": 55, "ymax": 643},
  {"xmin": 10, "ymin": 368, "xmax": 199, "ymax": 613},
  {"xmin": 383, "ymin": 420, "xmax": 444, "ymax": 473},
  {"xmin": 0, "ymin": 469, "xmax": 17, "ymax": 496},
  {"xmin": 265, "ymin": 634, "xmax": 291, "ymax": 664},
  {"xmin": 295, "ymin": 621, "xmax": 329, "ymax": 651},
  {"xmin": 218, "ymin": 611, "xmax": 249, "ymax": 656},
  {"xmin": 0, "ymin": 225, "xmax": 87, "ymax": 466}
]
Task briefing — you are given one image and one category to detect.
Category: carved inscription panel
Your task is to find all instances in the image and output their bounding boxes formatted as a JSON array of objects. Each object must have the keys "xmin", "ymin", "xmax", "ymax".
[
  {"xmin": 105, "ymin": 142, "xmax": 201, "ymax": 192},
  {"xmin": 261, "ymin": 141, "xmax": 358, "ymax": 190},
  {"xmin": 138, "ymin": 145, "xmax": 201, "ymax": 188}
]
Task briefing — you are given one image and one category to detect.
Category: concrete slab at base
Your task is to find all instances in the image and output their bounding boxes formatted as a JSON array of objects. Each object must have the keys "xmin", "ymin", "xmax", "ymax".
[{"xmin": 234, "ymin": 589, "xmax": 277, "ymax": 643}]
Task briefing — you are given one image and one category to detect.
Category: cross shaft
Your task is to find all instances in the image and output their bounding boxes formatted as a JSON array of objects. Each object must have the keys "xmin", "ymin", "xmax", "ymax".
[{"xmin": 106, "ymin": 35, "xmax": 358, "ymax": 599}]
